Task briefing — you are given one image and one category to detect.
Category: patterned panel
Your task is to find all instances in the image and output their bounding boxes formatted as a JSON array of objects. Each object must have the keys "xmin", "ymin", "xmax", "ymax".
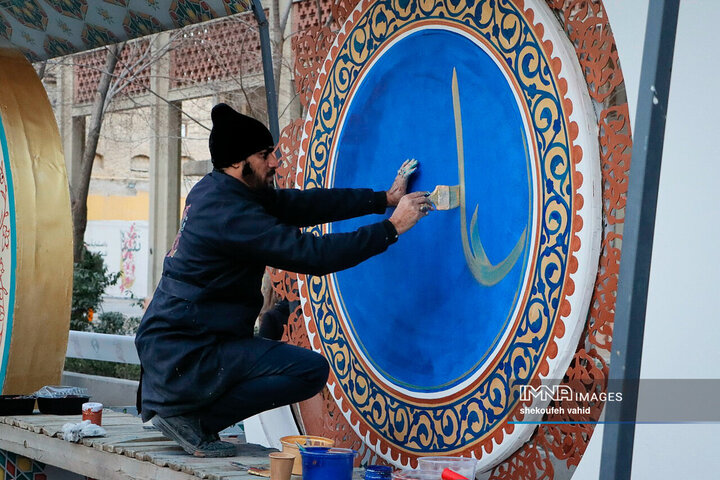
[
  {"xmin": 169, "ymin": 13, "xmax": 262, "ymax": 88},
  {"xmin": 292, "ymin": 0, "xmax": 601, "ymax": 468},
  {"xmin": 221, "ymin": 0, "xmax": 252, "ymax": 16},
  {"xmin": 0, "ymin": 0, "xmax": 251, "ymax": 61},
  {"xmin": 0, "ymin": 10, "xmax": 13, "ymax": 39},
  {"xmin": 44, "ymin": 0, "xmax": 88, "ymax": 21},
  {"xmin": 0, "ymin": 449, "xmax": 47, "ymax": 480},
  {"xmin": 72, "ymin": 13, "xmax": 263, "ymax": 103},
  {"xmin": 122, "ymin": 10, "xmax": 163, "ymax": 37},
  {"xmin": 4, "ymin": 1, "xmax": 48, "ymax": 31},
  {"xmin": 81, "ymin": 23, "xmax": 120, "ymax": 49},
  {"xmin": 293, "ymin": 0, "xmax": 332, "ymax": 31},
  {"xmin": 274, "ymin": 0, "xmax": 632, "ymax": 476},
  {"xmin": 43, "ymin": 33, "xmax": 75, "ymax": 57},
  {"xmin": 487, "ymin": 0, "xmax": 630, "ymax": 476},
  {"xmin": 169, "ymin": 0, "xmax": 216, "ymax": 27},
  {"xmin": 73, "ymin": 40, "xmax": 150, "ymax": 104},
  {"xmin": 291, "ymin": 25, "xmax": 334, "ymax": 110}
]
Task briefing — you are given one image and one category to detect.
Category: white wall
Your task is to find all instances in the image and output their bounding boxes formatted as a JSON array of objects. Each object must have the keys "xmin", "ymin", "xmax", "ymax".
[
  {"xmin": 85, "ymin": 221, "xmax": 150, "ymax": 299},
  {"xmin": 574, "ymin": 1, "xmax": 720, "ymax": 478}
]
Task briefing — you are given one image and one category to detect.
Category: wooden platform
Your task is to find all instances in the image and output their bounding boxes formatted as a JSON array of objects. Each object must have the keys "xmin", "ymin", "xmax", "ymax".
[{"xmin": 0, "ymin": 410, "xmax": 278, "ymax": 479}]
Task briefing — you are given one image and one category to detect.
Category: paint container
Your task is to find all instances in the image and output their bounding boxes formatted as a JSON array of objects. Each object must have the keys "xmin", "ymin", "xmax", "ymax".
[
  {"xmin": 365, "ymin": 465, "xmax": 392, "ymax": 479},
  {"xmin": 81, "ymin": 402, "xmax": 103, "ymax": 426},
  {"xmin": 37, "ymin": 395, "xmax": 89, "ymax": 415},
  {"xmin": 300, "ymin": 447, "xmax": 357, "ymax": 480},
  {"xmin": 391, "ymin": 470, "xmax": 437, "ymax": 480},
  {"xmin": 417, "ymin": 457, "xmax": 477, "ymax": 479},
  {"xmin": 0, "ymin": 395, "xmax": 35, "ymax": 415},
  {"xmin": 280, "ymin": 434, "xmax": 334, "ymax": 475},
  {"xmin": 269, "ymin": 452, "xmax": 294, "ymax": 480}
]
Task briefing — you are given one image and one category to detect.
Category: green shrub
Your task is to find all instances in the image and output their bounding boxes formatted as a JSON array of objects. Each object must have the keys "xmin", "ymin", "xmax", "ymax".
[
  {"xmin": 71, "ymin": 247, "xmax": 120, "ymax": 332},
  {"xmin": 64, "ymin": 358, "xmax": 141, "ymax": 381},
  {"xmin": 66, "ymin": 246, "xmax": 141, "ymax": 380}
]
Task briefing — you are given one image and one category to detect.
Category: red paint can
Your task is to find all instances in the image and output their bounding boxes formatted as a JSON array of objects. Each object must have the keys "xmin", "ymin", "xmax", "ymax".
[{"xmin": 81, "ymin": 402, "xmax": 103, "ymax": 426}]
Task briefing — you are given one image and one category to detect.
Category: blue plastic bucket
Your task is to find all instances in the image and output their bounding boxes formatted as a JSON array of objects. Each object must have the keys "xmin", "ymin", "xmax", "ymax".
[{"xmin": 301, "ymin": 447, "xmax": 357, "ymax": 480}]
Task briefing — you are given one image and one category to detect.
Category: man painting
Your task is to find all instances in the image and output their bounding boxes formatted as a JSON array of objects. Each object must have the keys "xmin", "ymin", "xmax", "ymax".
[{"xmin": 135, "ymin": 103, "xmax": 432, "ymax": 457}]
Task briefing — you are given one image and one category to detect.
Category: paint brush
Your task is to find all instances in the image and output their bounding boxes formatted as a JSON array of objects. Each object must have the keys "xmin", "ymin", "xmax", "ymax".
[{"xmin": 428, "ymin": 185, "xmax": 460, "ymax": 210}]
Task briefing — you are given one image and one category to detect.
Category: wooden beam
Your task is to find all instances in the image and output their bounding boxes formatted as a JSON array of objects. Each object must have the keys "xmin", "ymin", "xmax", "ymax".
[{"xmin": 0, "ymin": 422, "xmax": 196, "ymax": 480}]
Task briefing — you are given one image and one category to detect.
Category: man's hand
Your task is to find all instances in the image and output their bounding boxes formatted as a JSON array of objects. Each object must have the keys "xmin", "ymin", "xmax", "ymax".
[
  {"xmin": 386, "ymin": 159, "xmax": 419, "ymax": 207},
  {"xmin": 389, "ymin": 191, "xmax": 434, "ymax": 235}
]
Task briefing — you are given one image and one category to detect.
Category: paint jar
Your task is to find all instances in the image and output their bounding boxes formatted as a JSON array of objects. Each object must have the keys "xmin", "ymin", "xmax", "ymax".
[
  {"xmin": 301, "ymin": 447, "xmax": 357, "ymax": 480},
  {"xmin": 417, "ymin": 457, "xmax": 477, "ymax": 479},
  {"xmin": 391, "ymin": 470, "xmax": 437, "ymax": 480},
  {"xmin": 280, "ymin": 434, "xmax": 334, "ymax": 475},
  {"xmin": 365, "ymin": 465, "xmax": 392, "ymax": 479},
  {"xmin": 81, "ymin": 402, "xmax": 103, "ymax": 426}
]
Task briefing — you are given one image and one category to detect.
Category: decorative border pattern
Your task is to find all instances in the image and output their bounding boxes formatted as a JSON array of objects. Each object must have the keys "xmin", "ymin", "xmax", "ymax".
[
  {"xmin": 274, "ymin": 0, "xmax": 629, "ymax": 475},
  {"xmin": 0, "ymin": 448, "xmax": 48, "ymax": 480},
  {"xmin": 0, "ymin": 103, "xmax": 16, "ymax": 391},
  {"xmin": 291, "ymin": 0, "xmax": 600, "ymax": 468},
  {"xmin": 0, "ymin": 0, "xmax": 251, "ymax": 62}
]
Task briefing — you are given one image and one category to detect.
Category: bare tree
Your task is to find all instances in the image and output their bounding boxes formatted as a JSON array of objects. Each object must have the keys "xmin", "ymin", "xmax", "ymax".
[
  {"xmin": 271, "ymin": 0, "xmax": 294, "ymax": 100},
  {"xmin": 63, "ymin": 5, "xmax": 298, "ymax": 263},
  {"xmin": 68, "ymin": 36, "xmax": 177, "ymax": 262},
  {"xmin": 71, "ymin": 43, "xmax": 124, "ymax": 262}
]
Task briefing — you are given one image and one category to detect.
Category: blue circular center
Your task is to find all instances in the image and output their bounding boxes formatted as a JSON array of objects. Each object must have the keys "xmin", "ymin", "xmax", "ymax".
[{"xmin": 330, "ymin": 29, "xmax": 532, "ymax": 392}]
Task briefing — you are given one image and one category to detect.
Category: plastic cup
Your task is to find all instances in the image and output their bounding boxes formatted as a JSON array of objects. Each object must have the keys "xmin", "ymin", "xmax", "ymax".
[
  {"xmin": 269, "ymin": 452, "xmax": 294, "ymax": 480},
  {"xmin": 417, "ymin": 457, "xmax": 477, "ymax": 479},
  {"xmin": 391, "ymin": 470, "xmax": 438, "ymax": 480}
]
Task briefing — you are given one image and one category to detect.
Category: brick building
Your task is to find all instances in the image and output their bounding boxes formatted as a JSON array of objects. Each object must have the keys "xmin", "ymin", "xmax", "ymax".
[{"xmin": 40, "ymin": 0, "xmax": 325, "ymax": 298}]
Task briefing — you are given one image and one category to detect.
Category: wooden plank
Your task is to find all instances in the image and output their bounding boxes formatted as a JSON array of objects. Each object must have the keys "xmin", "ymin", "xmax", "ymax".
[
  {"xmin": 0, "ymin": 411, "xmax": 276, "ymax": 480},
  {"xmin": 132, "ymin": 445, "xmax": 186, "ymax": 462},
  {"xmin": 0, "ymin": 422, "xmax": 198, "ymax": 480},
  {"xmin": 90, "ymin": 432, "xmax": 167, "ymax": 448},
  {"xmin": 148, "ymin": 451, "xmax": 189, "ymax": 468},
  {"xmin": 118, "ymin": 440, "xmax": 179, "ymax": 455}
]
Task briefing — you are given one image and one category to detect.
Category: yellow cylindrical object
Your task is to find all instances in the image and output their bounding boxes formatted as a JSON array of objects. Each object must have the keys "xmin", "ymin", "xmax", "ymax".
[{"xmin": 0, "ymin": 47, "xmax": 73, "ymax": 394}]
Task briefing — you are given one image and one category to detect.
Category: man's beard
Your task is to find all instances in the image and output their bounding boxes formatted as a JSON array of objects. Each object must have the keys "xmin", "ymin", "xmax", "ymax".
[{"xmin": 242, "ymin": 163, "xmax": 275, "ymax": 190}]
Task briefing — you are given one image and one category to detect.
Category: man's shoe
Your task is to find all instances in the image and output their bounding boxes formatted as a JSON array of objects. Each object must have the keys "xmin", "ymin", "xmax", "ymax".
[
  {"xmin": 152, "ymin": 415, "xmax": 236, "ymax": 458},
  {"xmin": 192, "ymin": 438, "xmax": 236, "ymax": 458}
]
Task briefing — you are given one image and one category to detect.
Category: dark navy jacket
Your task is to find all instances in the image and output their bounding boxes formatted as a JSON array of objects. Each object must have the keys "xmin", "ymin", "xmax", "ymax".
[{"xmin": 135, "ymin": 169, "xmax": 398, "ymax": 420}]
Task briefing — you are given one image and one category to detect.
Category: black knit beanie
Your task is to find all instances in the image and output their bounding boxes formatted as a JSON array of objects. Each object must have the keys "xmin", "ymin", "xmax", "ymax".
[{"xmin": 209, "ymin": 103, "xmax": 274, "ymax": 169}]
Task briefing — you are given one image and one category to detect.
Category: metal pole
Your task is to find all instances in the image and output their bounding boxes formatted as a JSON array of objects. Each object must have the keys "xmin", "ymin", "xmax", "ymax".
[
  {"xmin": 599, "ymin": 1, "xmax": 680, "ymax": 478},
  {"xmin": 251, "ymin": 0, "xmax": 280, "ymax": 142}
]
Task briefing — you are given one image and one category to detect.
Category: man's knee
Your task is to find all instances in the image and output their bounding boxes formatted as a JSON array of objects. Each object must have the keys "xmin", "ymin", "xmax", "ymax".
[{"xmin": 307, "ymin": 353, "xmax": 330, "ymax": 393}]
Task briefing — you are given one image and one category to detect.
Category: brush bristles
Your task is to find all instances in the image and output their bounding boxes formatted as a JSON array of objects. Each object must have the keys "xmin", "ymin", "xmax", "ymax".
[{"xmin": 429, "ymin": 185, "xmax": 460, "ymax": 210}]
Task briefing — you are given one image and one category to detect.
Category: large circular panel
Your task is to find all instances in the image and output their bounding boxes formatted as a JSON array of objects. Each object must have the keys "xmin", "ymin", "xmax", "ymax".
[
  {"xmin": 0, "ymin": 46, "xmax": 73, "ymax": 395},
  {"xmin": 296, "ymin": 0, "xmax": 601, "ymax": 468},
  {"xmin": 331, "ymin": 28, "xmax": 534, "ymax": 396}
]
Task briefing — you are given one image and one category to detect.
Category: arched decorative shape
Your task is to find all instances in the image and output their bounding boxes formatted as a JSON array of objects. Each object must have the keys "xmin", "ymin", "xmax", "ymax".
[
  {"xmin": 131, "ymin": 154, "xmax": 150, "ymax": 176},
  {"xmin": 0, "ymin": 47, "xmax": 73, "ymax": 395},
  {"xmin": 272, "ymin": 0, "xmax": 631, "ymax": 476}
]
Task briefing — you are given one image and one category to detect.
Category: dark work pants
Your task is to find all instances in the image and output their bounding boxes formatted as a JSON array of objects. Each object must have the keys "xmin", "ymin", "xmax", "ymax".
[{"xmin": 196, "ymin": 341, "xmax": 329, "ymax": 433}]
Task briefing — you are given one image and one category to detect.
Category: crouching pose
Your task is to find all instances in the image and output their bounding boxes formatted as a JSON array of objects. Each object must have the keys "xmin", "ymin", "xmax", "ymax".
[{"xmin": 135, "ymin": 103, "xmax": 432, "ymax": 457}]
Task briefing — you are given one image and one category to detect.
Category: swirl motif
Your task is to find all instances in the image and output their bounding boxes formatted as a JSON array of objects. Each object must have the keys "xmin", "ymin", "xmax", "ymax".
[
  {"xmin": 301, "ymin": 0, "xmax": 573, "ymax": 455},
  {"xmin": 276, "ymin": 0, "xmax": 628, "ymax": 472}
]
